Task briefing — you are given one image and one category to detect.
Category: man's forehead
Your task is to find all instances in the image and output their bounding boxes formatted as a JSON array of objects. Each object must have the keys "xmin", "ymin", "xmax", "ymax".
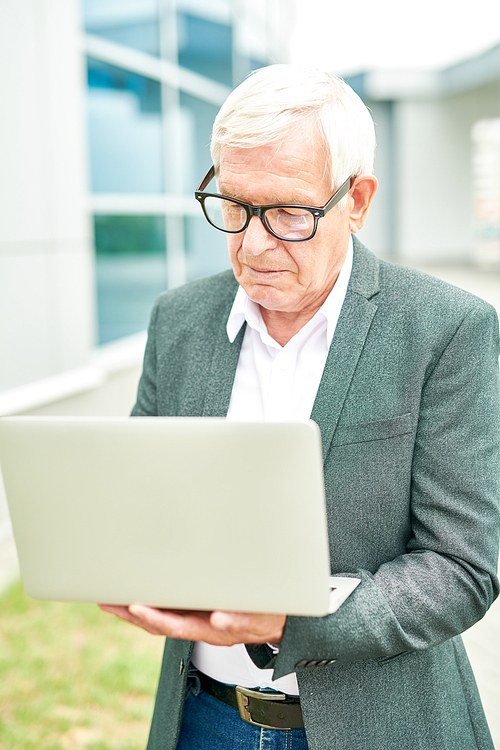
[
  {"xmin": 218, "ymin": 137, "xmax": 330, "ymax": 201},
  {"xmin": 219, "ymin": 126, "xmax": 325, "ymax": 167}
]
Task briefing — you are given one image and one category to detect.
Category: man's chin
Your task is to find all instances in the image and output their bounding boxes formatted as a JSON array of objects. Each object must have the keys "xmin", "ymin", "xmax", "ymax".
[{"xmin": 244, "ymin": 287, "xmax": 295, "ymax": 314}]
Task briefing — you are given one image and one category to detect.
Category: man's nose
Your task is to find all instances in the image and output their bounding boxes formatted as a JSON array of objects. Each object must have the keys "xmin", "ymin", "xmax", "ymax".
[{"xmin": 241, "ymin": 215, "xmax": 278, "ymax": 255}]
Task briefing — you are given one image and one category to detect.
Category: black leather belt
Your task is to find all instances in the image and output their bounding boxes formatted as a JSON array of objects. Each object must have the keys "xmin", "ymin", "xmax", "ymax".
[{"xmin": 197, "ymin": 671, "xmax": 304, "ymax": 730}]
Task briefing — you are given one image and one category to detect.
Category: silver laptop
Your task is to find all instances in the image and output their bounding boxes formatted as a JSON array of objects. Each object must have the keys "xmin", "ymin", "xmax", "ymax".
[{"xmin": 0, "ymin": 416, "xmax": 359, "ymax": 617}]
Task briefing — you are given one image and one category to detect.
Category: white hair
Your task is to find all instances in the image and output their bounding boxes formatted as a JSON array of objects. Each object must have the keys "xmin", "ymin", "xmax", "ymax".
[{"xmin": 211, "ymin": 64, "xmax": 376, "ymax": 199}]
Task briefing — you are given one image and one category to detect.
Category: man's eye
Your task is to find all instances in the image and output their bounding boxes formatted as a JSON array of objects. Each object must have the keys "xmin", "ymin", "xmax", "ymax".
[
  {"xmin": 276, "ymin": 210, "xmax": 310, "ymax": 227},
  {"xmin": 278, "ymin": 207, "xmax": 307, "ymax": 218}
]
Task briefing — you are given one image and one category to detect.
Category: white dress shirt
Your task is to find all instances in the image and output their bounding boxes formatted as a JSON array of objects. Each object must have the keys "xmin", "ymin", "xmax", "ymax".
[{"xmin": 191, "ymin": 238, "xmax": 353, "ymax": 695}]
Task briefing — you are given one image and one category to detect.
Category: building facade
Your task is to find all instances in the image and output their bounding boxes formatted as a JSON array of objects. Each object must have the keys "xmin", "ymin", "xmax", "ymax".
[
  {"xmin": 0, "ymin": 0, "xmax": 294, "ymax": 557},
  {"xmin": 0, "ymin": 0, "xmax": 294, "ymax": 400},
  {"xmin": 84, "ymin": 0, "xmax": 293, "ymax": 344},
  {"xmin": 352, "ymin": 44, "xmax": 500, "ymax": 264}
]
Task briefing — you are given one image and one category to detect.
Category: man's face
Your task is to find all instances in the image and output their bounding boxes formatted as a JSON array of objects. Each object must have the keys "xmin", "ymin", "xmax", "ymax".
[{"xmin": 218, "ymin": 127, "xmax": 353, "ymax": 318}]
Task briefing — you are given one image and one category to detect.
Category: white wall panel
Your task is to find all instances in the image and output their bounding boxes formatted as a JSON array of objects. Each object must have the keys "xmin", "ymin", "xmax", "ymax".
[
  {"xmin": 0, "ymin": 253, "xmax": 53, "ymax": 390},
  {"xmin": 0, "ymin": 0, "xmax": 94, "ymax": 392},
  {"xmin": 397, "ymin": 82, "xmax": 500, "ymax": 263}
]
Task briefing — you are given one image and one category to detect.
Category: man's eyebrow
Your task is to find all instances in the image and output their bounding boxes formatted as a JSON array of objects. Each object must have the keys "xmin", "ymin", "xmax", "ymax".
[
  {"xmin": 217, "ymin": 184, "xmax": 244, "ymax": 200},
  {"xmin": 217, "ymin": 185, "xmax": 312, "ymax": 206}
]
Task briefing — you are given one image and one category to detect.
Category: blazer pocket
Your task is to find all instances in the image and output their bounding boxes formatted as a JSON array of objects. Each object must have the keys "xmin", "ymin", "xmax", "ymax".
[
  {"xmin": 331, "ymin": 413, "xmax": 414, "ymax": 447},
  {"xmin": 377, "ymin": 650, "xmax": 417, "ymax": 666}
]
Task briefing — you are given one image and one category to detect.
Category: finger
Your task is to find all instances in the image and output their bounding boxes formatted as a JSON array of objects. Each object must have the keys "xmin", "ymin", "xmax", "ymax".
[
  {"xmin": 128, "ymin": 607, "xmax": 253, "ymax": 645},
  {"xmin": 98, "ymin": 604, "xmax": 129, "ymax": 616},
  {"xmin": 209, "ymin": 611, "xmax": 236, "ymax": 630},
  {"xmin": 209, "ymin": 610, "xmax": 265, "ymax": 634},
  {"xmin": 128, "ymin": 605, "xmax": 212, "ymax": 639},
  {"xmin": 114, "ymin": 606, "xmax": 284, "ymax": 646},
  {"xmin": 98, "ymin": 603, "xmax": 137, "ymax": 623},
  {"xmin": 98, "ymin": 603, "xmax": 166, "ymax": 635},
  {"xmin": 210, "ymin": 611, "xmax": 286, "ymax": 642}
]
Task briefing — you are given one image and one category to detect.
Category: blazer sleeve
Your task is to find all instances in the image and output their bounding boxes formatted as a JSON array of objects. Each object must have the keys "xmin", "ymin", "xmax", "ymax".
[
  {"xmin": 265, "ymin": 301, "xmax": 500, "ymax": 681},
  {"xmin": 131, "ymin": 299, "xmax": 160, "ymax": 417}
]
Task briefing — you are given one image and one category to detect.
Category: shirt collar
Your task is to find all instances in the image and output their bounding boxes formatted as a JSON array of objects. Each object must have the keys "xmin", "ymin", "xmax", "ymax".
[{"xmin": 226, "ymin": 235, "xmax": 353, "ymax": 345}]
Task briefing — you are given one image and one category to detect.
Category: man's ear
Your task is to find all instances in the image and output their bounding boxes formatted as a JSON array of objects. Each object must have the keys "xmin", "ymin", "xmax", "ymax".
[{"xmin": 348, "ymin": 175, "xmax": 378, "ymax": 233}]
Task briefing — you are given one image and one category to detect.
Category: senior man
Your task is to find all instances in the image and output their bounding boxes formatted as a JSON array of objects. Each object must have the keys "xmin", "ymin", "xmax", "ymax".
[{"xmin": 100, "ymin": 65, "xmax": 500, "ymax": 750}]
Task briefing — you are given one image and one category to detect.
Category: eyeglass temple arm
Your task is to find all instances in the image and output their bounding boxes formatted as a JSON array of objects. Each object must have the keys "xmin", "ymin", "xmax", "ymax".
[
  {"xmin": 197, "ymin": 165, "xmax": 216, "ymax": 192},
  {"xmin": 320, "ymin": 174, "xmax": 355, "ymax": 213},
  {"xmin": 197, "ymin": 167, "xmax": 356, "ymax": 203}
]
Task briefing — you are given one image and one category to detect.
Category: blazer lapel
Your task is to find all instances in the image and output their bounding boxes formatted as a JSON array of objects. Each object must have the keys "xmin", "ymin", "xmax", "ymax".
[
  {"xmin": 311, "ymin": 238, "xmax": 380, "ymax": 460},
  {"xmin": 202, "ymin": 311, "xmax": 245, "ymax": 417},
  {"xmin": 200, "ymin": 238, "xmax": 380, "ymax": 440}
]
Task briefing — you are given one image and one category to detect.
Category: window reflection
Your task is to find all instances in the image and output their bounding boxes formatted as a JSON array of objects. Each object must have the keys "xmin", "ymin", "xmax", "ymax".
[
  {"xmin": 179, "ymin": 92, "xmax": 219, "ymax": 195},
  {"xmin": 84, "ymin": 2, "xmax": 271, "ymax": 344},
  {"xmin": 94, "ymin": 216, "xmax": 167, "ymax": 344},
  {"xmin": 87, "ymin": 59, "xmax": 164, "ymax": 193},
  {"xmin": 177, "ymin": 12, "xmax": 233, "ymax": 86},
  {"xmin": 184, "ymin": 216, "xmax": 230, "ymax": 283},
  {"xmin": 83, "ymin": 0, "xmax": 160, "ymax": 57}
]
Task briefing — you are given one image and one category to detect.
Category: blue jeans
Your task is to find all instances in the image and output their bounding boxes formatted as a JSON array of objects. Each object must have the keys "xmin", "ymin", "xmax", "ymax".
[{"xmin": 176, "ymin": 688, "xmax": 310, "ymax": 750}]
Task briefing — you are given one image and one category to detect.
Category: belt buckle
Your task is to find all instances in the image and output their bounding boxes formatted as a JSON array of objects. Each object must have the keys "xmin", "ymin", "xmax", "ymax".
[{"xmin": 235, "ymin": 685, "xmax": 287, "ymax": 730}]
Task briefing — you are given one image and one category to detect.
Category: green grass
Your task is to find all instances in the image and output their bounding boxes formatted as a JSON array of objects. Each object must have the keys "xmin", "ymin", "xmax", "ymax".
[{"xmin": 0, "ymin": 579, "xmax": 164, "ymax": 750}]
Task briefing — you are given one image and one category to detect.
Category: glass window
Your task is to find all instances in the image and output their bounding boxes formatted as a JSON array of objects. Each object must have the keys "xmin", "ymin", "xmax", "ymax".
[
  {"xmin": 94, "ymin": 215, "xmax": 167, "ymax": 344},
  {"xmin": 249, "ymin": 57, "xmax": 267, "ymax": 74},
  {"xmin": 177, "ymin": 12, "xmax": 233, "ymax": 87},
  {"xmin": 179, "ymin": 92, "xmax": 219, "ymax": 194},
  {"xmin": 184, "ymin": 216, "xmax": 230, "ymax": 283},
  {"xmin": 83, "ymin": 0, "xmax": 160, "ymax": 57},
  {"xmin": 87, "ymin": 58, "xmax": 165, "ymax": 193}
]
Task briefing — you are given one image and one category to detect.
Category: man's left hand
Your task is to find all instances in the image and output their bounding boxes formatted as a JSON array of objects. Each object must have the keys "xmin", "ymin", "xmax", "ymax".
[{"xmin": 98, "ymin": 604, "xmax": 286, "ymax": 646}]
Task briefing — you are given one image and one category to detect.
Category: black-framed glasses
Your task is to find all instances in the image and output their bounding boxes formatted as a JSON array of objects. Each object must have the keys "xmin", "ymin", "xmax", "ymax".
[{"xmin": 194, "ymin": 166, "xmax": 354, "ymax": 242}]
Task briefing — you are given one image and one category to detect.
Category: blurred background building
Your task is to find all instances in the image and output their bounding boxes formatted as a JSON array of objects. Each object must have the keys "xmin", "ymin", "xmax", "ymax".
[
  {"xmin": 1, "ymin": 0, "xmax": 500, "ymax": 561},
  {"xmin": 0, "ymin": 1, "xmax": 499, "ymax": 742},
  {"xmin": 0, "ymin": 0, "xmax": 295, "ymax": 582},
  {"xmin": 2, "ymin": 0, "xmax": 500, "ymax": 420},
  {"xmin": 2, "ymin": 0, "xmax": 500, "ymax": 536},
  {"xmin": 0, "ymin": 0, "xmax": 293, "ymax": 400},
  {"xmin": 351, "ymin": 45, "xmax": 500, "ymax": 265}
]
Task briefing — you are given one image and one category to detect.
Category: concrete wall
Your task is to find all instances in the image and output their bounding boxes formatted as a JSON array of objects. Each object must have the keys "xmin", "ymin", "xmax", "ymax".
[
  {"xmin": 0, "ymin": 0, "xmax": 95, "ymax": 392},
  {"xmin": 358, "ymin": 80, "xmax": 500, "ymax": 263},
  {"xmin": 398, "ymin": 82, "xmax": 500, "ymax": 262},
  {"xmin": 397, "ymin": 81, "xmax": 500, "ymax": 264},
  {"xmin": 356, "ymin": 100, "xmax": 397, "ymax": 259}
]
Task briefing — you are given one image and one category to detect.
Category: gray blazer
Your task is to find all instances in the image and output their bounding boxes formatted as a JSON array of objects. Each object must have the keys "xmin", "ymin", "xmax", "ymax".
[{"xmin": 132, "ymin": 238, "xmax": 500, "ymax": 750}]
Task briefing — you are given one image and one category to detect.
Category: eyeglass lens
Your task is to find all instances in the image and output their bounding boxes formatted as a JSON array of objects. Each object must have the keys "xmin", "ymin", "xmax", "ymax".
[{"xmin": 203, "ymin": 196, "xmax": 315, "ymax": 241}]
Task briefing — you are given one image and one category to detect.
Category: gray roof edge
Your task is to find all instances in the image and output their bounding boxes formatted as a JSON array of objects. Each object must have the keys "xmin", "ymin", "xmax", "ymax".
[
  {"xmin": 441, "ymin": 42, "xmax": 500, "ymax": 95},
  {"xmin": 346, "ymin": 41, "xmax": 500, "ymax": 101}
]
